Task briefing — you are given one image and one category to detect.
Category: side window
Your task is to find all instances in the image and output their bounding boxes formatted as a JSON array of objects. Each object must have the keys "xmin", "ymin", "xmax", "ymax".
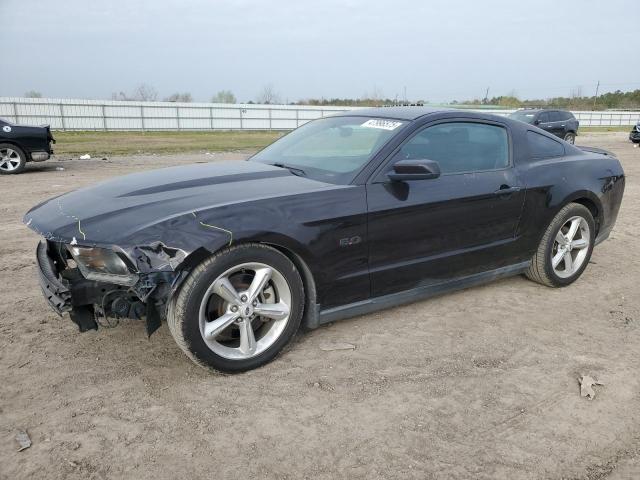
[
  {"xmin": 394, "ymin": 122, "xmax": 509, "ymax": 174},
  {"xmin": 564, "ymin": 111, "xmax": 576, "ymax": 121},
  {"xmin": 549, "ymin": 111, "xmax": 563, "ymax": 122},
  {"xmin": 538, "ymin": 112, "xmax": 551, "ymax": 123},
  {"xmin": 527, "ymin": 131, "xmax": 565, "ymax": 158}
]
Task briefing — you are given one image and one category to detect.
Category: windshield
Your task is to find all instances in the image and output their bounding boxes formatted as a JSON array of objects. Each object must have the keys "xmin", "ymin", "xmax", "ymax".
[
  {"xmin": 251, "ymin": 116, "xmax": 407, "ymax": 184},
  {"xmin": 508, "ymin": 110, "xmax": 537, "ymax": 124}
]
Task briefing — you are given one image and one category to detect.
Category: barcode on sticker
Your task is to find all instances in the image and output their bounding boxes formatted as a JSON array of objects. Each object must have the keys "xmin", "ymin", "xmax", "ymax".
[{"xmin": 361, "ymin": 119, "xmax": 403, "ymax": 130}]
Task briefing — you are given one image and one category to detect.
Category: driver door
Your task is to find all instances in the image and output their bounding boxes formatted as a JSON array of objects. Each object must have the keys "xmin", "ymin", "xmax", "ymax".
[{"xmin": 366, "ymin": 120, "xmax": 526, "ymax": 297}]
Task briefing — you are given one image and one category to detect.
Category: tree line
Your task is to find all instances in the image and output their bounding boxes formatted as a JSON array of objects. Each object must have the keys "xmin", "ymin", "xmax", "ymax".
[
  {"xmin": 21, "ymin": 86, "xmax": 640, "ymax": 110},
  {"xmin": 449, "ymin": 89, "xmax": 640, "ymax": 110}
]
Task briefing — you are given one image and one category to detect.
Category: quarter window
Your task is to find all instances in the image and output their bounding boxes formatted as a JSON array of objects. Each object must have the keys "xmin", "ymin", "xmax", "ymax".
[
  {"xmin": 527, "ymin": 131, "xmax": 565, "ymax": 158},
  {"xmin": 394, "ymin": 122, "xmax": 509, "ymax": 174}
]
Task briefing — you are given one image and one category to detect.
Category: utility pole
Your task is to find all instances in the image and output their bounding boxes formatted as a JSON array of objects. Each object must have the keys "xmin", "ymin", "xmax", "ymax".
[
  {"xmin": 593, "ymin": 80, "xmax": 600, "ymax": 110},
  {"xmin": 483, "ymin": 86, "xmax": 490, "ymax": 104},
  {"xmin": 403, "ymin": 86, "xmax": 407, "ymax": 104}
]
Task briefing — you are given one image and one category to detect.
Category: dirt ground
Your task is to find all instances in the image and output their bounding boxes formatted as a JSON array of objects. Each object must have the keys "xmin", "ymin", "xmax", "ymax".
[{"xmin": 1, "ymin": 133, "xmax": 639, "ymax": 480}]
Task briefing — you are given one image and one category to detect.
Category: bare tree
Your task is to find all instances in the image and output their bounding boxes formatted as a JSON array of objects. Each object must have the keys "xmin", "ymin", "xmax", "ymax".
[
  {"xmin": 211, "ymin": 90, "xmax": 237, "ymax": 104},
  {"xmin": 24, "ymin": 90, "xmax": 42, "ymax": 98},
  {"xmin": 570, "ymin": 86, "xmax": 583, "ymax": 99},
  {"xmin": 112, "ymin": 84, "xmax": 158, "ymax": 101},
  {"xmin": 164, "ymin": 92, "xmax": 193, "ymax": 102},
  {"xmin": 256, "ymin": 84, "xmax": 280, "ymax": 104},
  {"xmin": 132, "ymin": 84, "xmax": 158, "ymax": 101}
]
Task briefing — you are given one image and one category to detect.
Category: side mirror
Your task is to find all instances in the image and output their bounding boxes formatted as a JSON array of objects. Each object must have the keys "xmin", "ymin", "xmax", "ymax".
[
  {"xmin": 388, "ymin": 159, "xmax": 441, "ymax": 181},
  {"xmin": 533, "ymin": 119, "xmax": 541, "ymax": 125}
]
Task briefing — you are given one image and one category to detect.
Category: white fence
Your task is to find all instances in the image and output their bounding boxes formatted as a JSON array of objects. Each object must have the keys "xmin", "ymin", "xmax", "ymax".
[
  {"xmin": 0, "ymin": 97, "xmax": 352, "ymax": 131},
  {"xmin": 0, "ymin": 97, "xmax": 638, "ymax": 130}
]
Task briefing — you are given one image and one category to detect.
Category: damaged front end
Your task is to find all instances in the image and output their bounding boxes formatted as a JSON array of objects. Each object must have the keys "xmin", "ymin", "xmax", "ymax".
[{"xmin": 36, "ymin": 239, "xmax": 186, "ymax": 335}]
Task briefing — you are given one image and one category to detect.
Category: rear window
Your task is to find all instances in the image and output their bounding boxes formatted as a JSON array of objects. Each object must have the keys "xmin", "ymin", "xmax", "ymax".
[
  {"xmin": 509, "ymin": 110, "xmax": 537, "ymax": 124},
  {"xmin": 527, "ymin": 131, "xmax": 565, "ymax": 158}
]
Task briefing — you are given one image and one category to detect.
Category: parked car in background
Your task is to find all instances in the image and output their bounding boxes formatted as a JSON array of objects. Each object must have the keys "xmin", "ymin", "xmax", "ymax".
[
  {"xmin": 0, "ymin": 118, "xmax": 55, "ymax": 174},
  {"xmin": 509, "ymin": 109, "xmax": 579, "ymax": 144},
  {"xmin": 630, "ymin": 121, "xmax": 640, "ymax": 143},
  {"xmin": 25, "ymin": 107, "xmax": 624, "ymax": 373}
]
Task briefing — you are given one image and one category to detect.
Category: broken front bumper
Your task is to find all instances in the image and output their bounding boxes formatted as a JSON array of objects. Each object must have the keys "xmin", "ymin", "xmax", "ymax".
[
  {"xmin": 36, "ymin": 241, "xmax": 100, "ymax": 331},
  {"xmin": 36, "ymin": 241, "xmax": 72, "ymax": 315},
  {"xmin": 35, "ymin": 240, "xmax": 176, "ymax": 335}
]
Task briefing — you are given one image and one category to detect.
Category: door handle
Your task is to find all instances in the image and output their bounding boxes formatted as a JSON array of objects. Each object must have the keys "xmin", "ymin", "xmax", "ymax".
[{"xmin": 494, "ymin": 185, "xmax": 521, "ymax": 195}]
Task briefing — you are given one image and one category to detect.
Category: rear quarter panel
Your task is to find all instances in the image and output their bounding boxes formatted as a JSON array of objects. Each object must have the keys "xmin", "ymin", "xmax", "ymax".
[
  {"xmin": 516, "ymin": 151, "xmax": 624, "ymax": 255},
  {"xmin": 0, "ymin": 125, "xmax": 51, "ymax": 157}
]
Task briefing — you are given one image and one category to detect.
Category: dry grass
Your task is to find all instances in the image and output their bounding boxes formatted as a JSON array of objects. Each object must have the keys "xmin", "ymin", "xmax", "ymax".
[{"xmin": 52, "ymin": 130, "xmax": 284, "ymax": 156}]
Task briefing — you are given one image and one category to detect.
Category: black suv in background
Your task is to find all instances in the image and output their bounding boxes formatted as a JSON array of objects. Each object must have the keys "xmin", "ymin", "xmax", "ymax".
[
  {"xmin": 630, "ymin": 121, "xmax": 640, "ymax": 143},
  {"xmin": 509, "ymin": 109, "xmax": 579, "ymax": 144},
  {"xmin": 0, "ymin": 117, "xmax": 55, "ymax": 174}
]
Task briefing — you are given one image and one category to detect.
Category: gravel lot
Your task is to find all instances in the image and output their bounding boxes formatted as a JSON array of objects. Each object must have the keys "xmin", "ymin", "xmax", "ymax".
[{"xmin": 1, "ymin": 133, "xmax": 639, "ymax": 480}]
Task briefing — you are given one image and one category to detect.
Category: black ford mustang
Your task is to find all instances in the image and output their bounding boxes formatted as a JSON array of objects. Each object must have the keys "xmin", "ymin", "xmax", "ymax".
[{"xmin": 24, "ymin": 107, "xmax": 625, "ymax": 373}]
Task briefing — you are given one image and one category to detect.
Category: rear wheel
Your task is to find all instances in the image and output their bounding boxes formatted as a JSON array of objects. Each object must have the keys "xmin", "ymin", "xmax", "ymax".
[
  {"xmin": 563, "ymin": 132, "xmax": 576, "ymax": 144},
  {"xmin": 525, "ymin": 203, "xmax": 595, "ymax": 287},
  {"xmin": 0, "ymin": 144, "xmax": 26, "ymax": 174},
  {"xmin": 168, "ymin": 244, "xmax": 304, "ymax": 373}
]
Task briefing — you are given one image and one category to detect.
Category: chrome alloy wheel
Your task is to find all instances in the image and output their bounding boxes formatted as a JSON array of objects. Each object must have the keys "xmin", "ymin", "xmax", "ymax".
[
  {"xmin": 551, "ymin": 216, "xmax": 590, "ymax": 278},
  {"xmin": 0, "ymin": 147, "xmax": 21, "ymax": 172},
  {"xmin": 198, "ymin": 262, "xmax": 292, "ymax": 360}
]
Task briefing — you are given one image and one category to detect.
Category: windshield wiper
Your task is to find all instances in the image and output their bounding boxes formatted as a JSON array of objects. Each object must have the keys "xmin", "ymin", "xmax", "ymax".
[{"xmin": 272, "ymin": 162, "xmax": 306, "ymax": 177}]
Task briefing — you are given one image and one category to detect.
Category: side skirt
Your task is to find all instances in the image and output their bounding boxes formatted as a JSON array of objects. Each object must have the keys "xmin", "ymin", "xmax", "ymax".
[{"xmin": 316, "ymin": 261, "xmax": 531, "ymax": 326}]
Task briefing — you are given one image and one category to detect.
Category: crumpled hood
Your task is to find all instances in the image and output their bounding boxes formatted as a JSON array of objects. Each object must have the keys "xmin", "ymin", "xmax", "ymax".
[{"xmin": 24, "ymin": 160, "xmax": 333, "ymax": 247}]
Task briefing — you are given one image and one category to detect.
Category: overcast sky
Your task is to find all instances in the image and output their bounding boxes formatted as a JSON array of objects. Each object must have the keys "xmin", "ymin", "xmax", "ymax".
[{"xmin": 2, "ymin": 0, "xmax": 638, "ymax": 103}]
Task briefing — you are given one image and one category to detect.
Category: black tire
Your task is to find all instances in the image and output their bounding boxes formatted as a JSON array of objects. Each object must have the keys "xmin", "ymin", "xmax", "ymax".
[
  {"xmin": 0, "ymin": 143, "xmax": 27, "ymax": 174},
  {"xmin": 167, "ymin": 243, "xmax": 304, "ymax": 373},
  {"xmin": 525, "ymin": 203, "xmax": 595, "ymax": 287},
  {"xmin": 563, "ymin": 132, "xmax": 576, "ymax": 144}
]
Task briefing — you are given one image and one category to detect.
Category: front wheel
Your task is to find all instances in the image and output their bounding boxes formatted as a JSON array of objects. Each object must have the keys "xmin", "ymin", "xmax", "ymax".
[
  {"xmin": 168, "ymin": 244, "xmax": 304, "ymax": 373},
  {"xmin": 563, "ymin": 132, "xmax": 576, "ymax": 144},
  {"xmin": 525, "ymin": 203, "xmax": 595, "ymax": 287}
]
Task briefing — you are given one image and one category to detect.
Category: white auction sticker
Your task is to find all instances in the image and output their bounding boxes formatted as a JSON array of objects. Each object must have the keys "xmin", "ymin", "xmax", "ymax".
[
  {"xmin": 361, "ymin": 119, "xmax": 403, "ymax": 131},
  {"xmin": 2, "ymin": 126, "xmax": 11, "ymax": 133}
]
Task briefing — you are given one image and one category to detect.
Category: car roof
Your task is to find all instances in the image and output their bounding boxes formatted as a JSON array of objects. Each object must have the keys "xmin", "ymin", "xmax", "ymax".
[
  {"xmin": 331, "ymin": 106, "xmax": 453, "ymax": 121},
  {"xmin": 513, "ymin": 108, "xmax": 572, "ymax": 114}
]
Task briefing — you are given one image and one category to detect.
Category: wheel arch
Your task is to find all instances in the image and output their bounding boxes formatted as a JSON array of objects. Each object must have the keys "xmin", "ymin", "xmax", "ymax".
[
  {"xmin": 559, "ymin": 191, "xmax": 603, "ymax": 236},
  {"xmin": 173, "ymin": 235, "xmax": 321, "ymax": 329},
  {"xmin": 0, "ymin": 141, "xmax": 29, "ymax": 159}
]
